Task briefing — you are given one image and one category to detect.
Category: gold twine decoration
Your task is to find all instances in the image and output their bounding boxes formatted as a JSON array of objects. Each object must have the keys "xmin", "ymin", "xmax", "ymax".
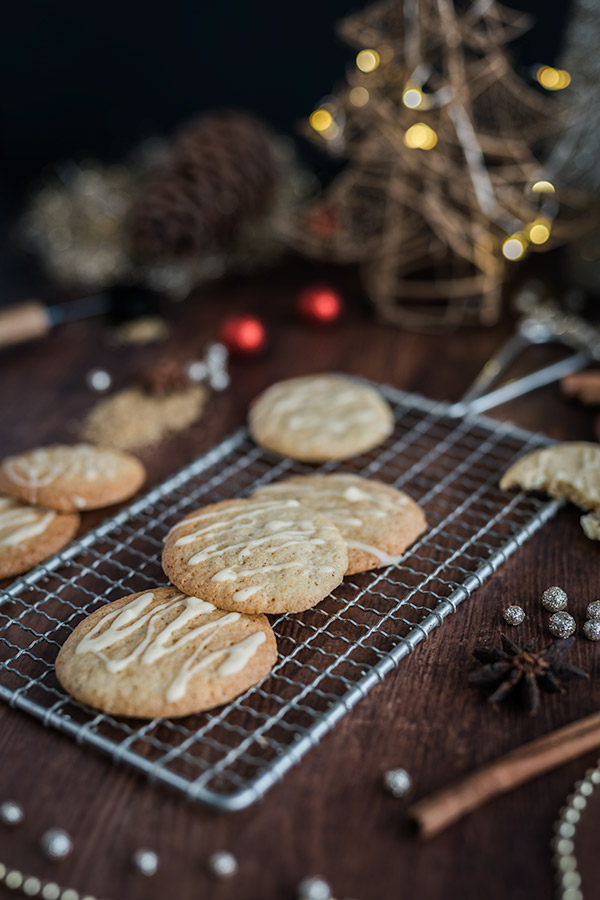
[{"xmin": 288, "ymin": 0, "xmax": 592, "ymax": 331}]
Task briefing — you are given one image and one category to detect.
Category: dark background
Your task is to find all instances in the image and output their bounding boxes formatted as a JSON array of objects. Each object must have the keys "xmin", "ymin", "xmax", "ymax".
[{"xmin": 1, "ymin": 0, "xmax": 572, "ymax": 204}]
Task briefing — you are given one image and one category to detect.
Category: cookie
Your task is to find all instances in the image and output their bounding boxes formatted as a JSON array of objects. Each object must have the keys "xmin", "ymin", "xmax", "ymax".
[
  {"xmin": 248, "ymin": 374, "xmax": 394, "ymax": 462},
  {"xmin": 581, "ymin": 511, "xmax": 600, "ymax": 542},
  {"xmin": 162, "ymin": 496, "xmax": 348, "ymax": 614},
  {"xmin": 0, "ymin": 494, "xmax": 79, "ymax": 579},
  {"xmin": 55, "ymin": 586, "xmax": 277, "ymax": 719},
  {"xmin": 0, "ymin": 443, "xmax": 146, "ymax": 511},
  {"xmin": 252, "ymin": 474, "xmax": 427, "ymax": 574},
  {"xmin": 500, "ymin": 442, "xmax": 600, "ymax": 512}
]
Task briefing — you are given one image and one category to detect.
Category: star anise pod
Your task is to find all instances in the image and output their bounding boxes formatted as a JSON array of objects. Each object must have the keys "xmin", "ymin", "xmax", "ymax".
[
  {"xmin": 139, "ymin": 359, "xmax": 191, "ymax": 396},
  {"xmin": 469, "ymin": 635, "xmax": 588, "ymax": 715}
]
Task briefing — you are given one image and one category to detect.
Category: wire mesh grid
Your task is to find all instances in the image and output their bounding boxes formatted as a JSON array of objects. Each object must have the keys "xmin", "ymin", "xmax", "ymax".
[{"xmin": 0, "ymin": 386, "xmax": 560, "ymax": 811}]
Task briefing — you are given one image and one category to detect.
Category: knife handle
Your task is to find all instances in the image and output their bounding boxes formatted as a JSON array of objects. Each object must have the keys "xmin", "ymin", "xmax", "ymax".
[{"xmin": 0, "ymin": 301, "xmax": 52, "ymax": 349}]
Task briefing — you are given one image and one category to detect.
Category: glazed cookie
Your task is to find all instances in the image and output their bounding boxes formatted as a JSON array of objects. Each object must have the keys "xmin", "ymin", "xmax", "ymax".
[
  {"xmin": 248, "ymin": 374, "xmax": 394, "ymax": 462},
  {"xmin": 0, "ymin": 495, "xmax": 79, "ymax": 579},
  {"xmin": 500, "ymin": 442, "xmax": 600, "ymax": 511},
  {"xmin": 162, "ymin": 496, "xmax": 348, "ymax": 614},
  {"xmin": 55, "ymin": 586, "xmax": 277, "ymax": 719},
  {"xmin": 253, "ymin": 474, "xmax": 427, "ymax": 574},
  {"xmin": 0, "ymin": 443, "xmax": 146, "ymax": 511},
  {"xmin": 581, "ymin": 511, "xmax": 600, "ymax": 542}
]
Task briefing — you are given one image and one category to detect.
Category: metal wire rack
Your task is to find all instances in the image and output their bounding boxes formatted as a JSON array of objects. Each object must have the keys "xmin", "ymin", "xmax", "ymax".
[{"xmin": 0, "ymin": 386, "xmax": 560, "ymax": 811}]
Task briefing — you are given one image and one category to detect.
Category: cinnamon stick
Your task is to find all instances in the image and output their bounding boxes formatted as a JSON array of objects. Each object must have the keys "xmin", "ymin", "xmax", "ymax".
[{"xmin": 408, "ymin": 710, "xmax": 600, "ymax": 839}]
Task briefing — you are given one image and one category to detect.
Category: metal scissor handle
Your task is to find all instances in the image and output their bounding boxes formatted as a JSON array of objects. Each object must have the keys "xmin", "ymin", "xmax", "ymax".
[{"xmin": 450, "ymin": 296, "xmax": 599, "ymax": 416}]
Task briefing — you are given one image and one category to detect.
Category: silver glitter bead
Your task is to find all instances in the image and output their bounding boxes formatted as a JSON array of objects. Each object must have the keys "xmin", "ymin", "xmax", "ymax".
[
  {"xmin": 549, "ymin": 611, "xmax": 576, "ymax": 639},
  {"xmin": 542, "ymin": 586, "xmax": 568, "ymax": 612},
  {"xmin": 297, "ymin": 877, "xmax": 332, "ymax": 900},
  {"xmin": 383, "ymin": 768, "xmax": 412, "ymax": 797},
  {"xmin": 132, "ymin": 849, "xmax": 159, "ymax": 876},
  {"xmin": 583, "ymin": 620, "xmax": 600, "ymax": 641},
  {"xmin": 86, "ymin": 368, "xmax": 112, "ymax": 392},
  {"xmin": 40, "ymin": 828, "xmax": 73, "ymax": 860},
  {"xmin": 0, "ymin": 801, "xmax": 23, "ymax": 826},
  {"xmin": 207, "ymin": 851, "xmax": 238, "ymax": 879},
  {"xmin": 503, "ymin": 605, "xmax": 525, "ymax": 626},
  {"xmin": 586, "ymin": 600, "xmax": 600, "ymax": 621}
]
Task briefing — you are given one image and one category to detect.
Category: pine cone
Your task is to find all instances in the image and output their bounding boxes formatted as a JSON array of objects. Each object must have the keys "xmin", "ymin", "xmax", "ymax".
[
  {"xmin": 128, "ymin": 111, "xmax": 278, "ymax": 262},
  {"xmin": 139, "ymin": 358, "xmax": 191, "ymax": 395}
]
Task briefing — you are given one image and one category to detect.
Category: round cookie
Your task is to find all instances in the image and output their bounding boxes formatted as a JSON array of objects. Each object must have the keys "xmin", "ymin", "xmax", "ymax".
[
  {"xmin": 162, "ymin": 496, "xmax": 348, "ymax": 614},
  {"xmin": 248, "ymin": 374, "xmax": 395, "ymax": 462},
  {"xmin": 55, "ymin": 586, "xmax": 278, "ymax": 719},
  {"xmin": 0, "ymin": 443, "xmax": 146, "ymax": 511},
  {"xmin": 500, "ymin": 442, "xmax": 600, "ymax": 511},
  {"xmin": 253, "ymin": 473, "xmax": 427, "ymax": 575},
  {"xmin": 0, "ymin": 494, "xmax": 79, "ymax": 579}
]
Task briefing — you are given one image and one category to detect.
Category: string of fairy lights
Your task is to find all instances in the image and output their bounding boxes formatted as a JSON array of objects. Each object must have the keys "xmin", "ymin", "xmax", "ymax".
[{"xmin": 309, "ymin": 42, "xmax": 573, "ymax": 265}]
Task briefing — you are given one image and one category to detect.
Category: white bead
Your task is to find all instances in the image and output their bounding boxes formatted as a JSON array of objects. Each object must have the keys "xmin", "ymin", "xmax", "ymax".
[
  {"xmin": 207, "ymin": 851, "xmax": 238, "ymax": 879},
  {"xmin": 22, "ymin": 877, "xmax": 42, "ymax": 896},
  {"xmin": 558, "ymin": 856, "xmax": 577, "ymax": 873},
  {"xmin": 209, "ymin": 369, "xmax": 231, "ymax": 391},
  {"xmin": 0, "ymin": 801, "xmax": 24, "ymax": 826},
  {"xmin": 556, "ymin": 838, "xmax": 575, "ymax": 855},
  {"xmin": 41, "ymin": 884, "xmax": 61, "ymax": 900},
  {"xmin": 40, "ymin": 828, "xmax": 73, "ymax": 860},
  {"xmin": 297, "ymin": 877, "xmax": 332, "ymax": 900},
  {"xmin": 5, "ymin": 871, "xmax": 23, "ymax": 890},
  {"xmin": 132, "ymin": 849, "xmax": 159, "ymax": 876},
  {"xmin": 187, "ymin": 361, "xmax": 207, "ymax": 383},
  {"xmin": 383, "ymin": 768, "xmax": 412, "ymax": 797},
  {"xmin": 86, "ymin": 369, "xmax": 112, "ymax": 392}
]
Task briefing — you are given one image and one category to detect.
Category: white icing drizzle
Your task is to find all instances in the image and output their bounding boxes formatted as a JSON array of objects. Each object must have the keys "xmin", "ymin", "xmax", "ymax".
[
  {"xmin": 166, "ymin": 631, "xmax": 266, "ymax": 702},
  {"xmin": 345, "ymin": 539, "xmax": 401, "ymax": 566},
  {"xmin": 265, "ymin": 382, "xmax": 382, "ymax": 437},
  {"xmin": 4, "ymin": 445, "xmax": 118, "ymax": 503},
  {"xmin": 74, "ymin": 590, "xmax": 266, "ymax": 702},
  {"xmin": 0, "ymin": 496, "xmax": 56, "ymax": 547},
  {"xmin": 171, "ymin": 499, "xmax": 338, "ymax": 585},
  {"xmin": 256, "ymin": 477, "xmax": 408, "ymax": 531}
]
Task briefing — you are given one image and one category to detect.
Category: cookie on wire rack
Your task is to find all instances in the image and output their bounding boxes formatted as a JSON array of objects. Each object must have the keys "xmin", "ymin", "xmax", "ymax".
[
  {"xmin": 248, "ymin": 374, "xmax": 394, "ymax": 462},
  {"xmin": 55, "ymin": 586, "xmax": 278, "ymax": 718},
  {"xmin": 162, "ymin": 496, "xmax": 348, "ymax": 614},
  {"xmin": 252, "ymin": 473, "xmax": 427, "ymax": 574},
  {"xmin": 0, "ymin": 443, "xmax": 146, "ymax": 511},
  {"xmin": 500, "ymin": 442, "xmax": 600, "ymax": 511},
  {"xmin": 0, "ymin": 494, "xmax": 79, "ymax": 579}
]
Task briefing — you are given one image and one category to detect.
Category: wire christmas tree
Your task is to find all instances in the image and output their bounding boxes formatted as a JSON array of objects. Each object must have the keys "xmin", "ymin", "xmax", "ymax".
[{"xmin": 291, "ymin": 0, "xmax": 568, "ymax": 330}]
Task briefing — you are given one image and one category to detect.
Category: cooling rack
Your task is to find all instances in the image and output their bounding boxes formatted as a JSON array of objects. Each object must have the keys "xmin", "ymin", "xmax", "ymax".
[{"xmin": 0, "ymin": 386, "xmax": 560, "ymax": 811}]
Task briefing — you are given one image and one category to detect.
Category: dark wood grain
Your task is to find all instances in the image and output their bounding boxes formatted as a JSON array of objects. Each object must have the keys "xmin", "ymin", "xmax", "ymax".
[{"xmin": 0, "ymin": 260, "xmax": 598, "ymax": 900}]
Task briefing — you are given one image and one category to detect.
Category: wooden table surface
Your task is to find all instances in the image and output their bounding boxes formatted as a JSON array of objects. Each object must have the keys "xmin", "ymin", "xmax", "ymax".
[{"xmin": 0, "ymin": 260, "xmax": 598, "ymax": 900}]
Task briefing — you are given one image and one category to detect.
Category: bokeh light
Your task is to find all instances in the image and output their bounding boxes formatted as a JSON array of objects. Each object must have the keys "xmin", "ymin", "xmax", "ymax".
[
  {"xmin": 502, "ymin": 235, "xmax": 527, "ymax": 260},
  {"xmin": 356, "ymin": 49, "xmax": 380, "ymax": 73},
  {"xmin": 403, "ymin": 123, "xmax": 438, "ymax": 150},
  {"xmin": 537, "ymin": 67, "xmax": 571, "ymax": 90},
  {"xmin": 531, "ymin": 180, "xmax": 555, "ymax": 194},
  {"xmin": 349, "ymin": 86, "xmax": 370, "ymax": 107},
  {"xmin": 528, "ymin": 220, "xmax": 551, "ymax": 245},
  {"xmin": 403, "ymin": 87, "xmax": 424, "ymax": 109}
]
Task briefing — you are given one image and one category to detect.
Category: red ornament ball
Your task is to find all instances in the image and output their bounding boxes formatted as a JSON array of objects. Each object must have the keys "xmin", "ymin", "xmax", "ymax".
[
  {"xmin": 219, "ymin": 314, "xmax": 267, "ymax": 357},
  {"xmin": 296, "ymin": 285, "xmax": 344, "ymax": 325}
]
